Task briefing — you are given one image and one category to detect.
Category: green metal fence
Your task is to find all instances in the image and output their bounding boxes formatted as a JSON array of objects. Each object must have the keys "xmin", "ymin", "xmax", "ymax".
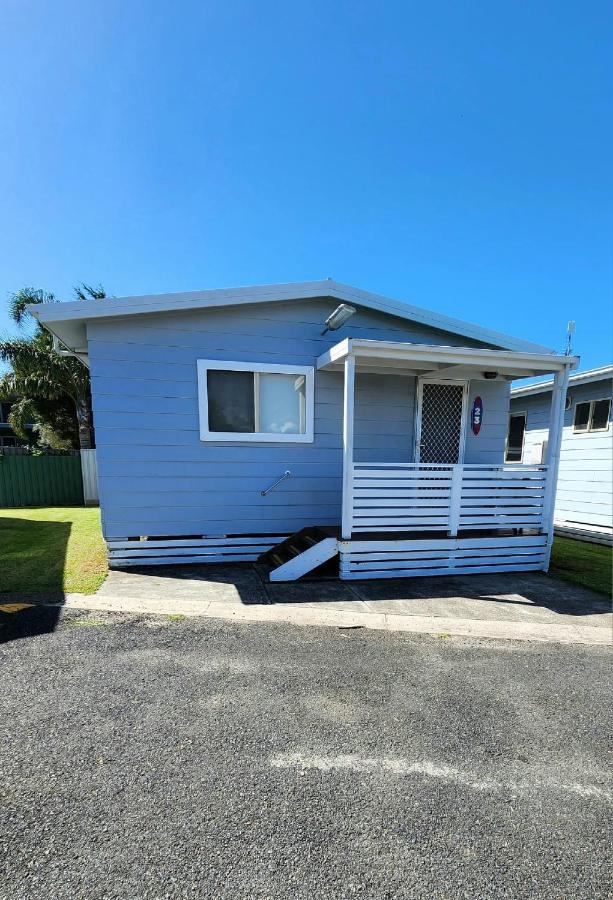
[{"xmin": 0, "ymin": 453, "xmax": 84, "ymax": 507}]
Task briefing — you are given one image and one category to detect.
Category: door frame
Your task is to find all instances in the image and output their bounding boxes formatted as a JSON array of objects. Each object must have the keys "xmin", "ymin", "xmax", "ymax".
[{"xmin": 414, "ymin": 377, "xmax": 470, "ymax": 464}]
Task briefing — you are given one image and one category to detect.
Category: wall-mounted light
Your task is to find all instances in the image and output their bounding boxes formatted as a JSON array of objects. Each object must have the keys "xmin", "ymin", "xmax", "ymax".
[
  {"xmin": 483, "ymin": 371, "xmax": 498, "ymax": 379},
  {"xmin": 321, "ymin": 303, "xmax": 356, "ymax": 336}
]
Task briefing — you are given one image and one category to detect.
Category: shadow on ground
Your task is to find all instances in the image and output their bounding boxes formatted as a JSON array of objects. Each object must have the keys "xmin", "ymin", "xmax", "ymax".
[
  {"xmin": 0, "ymin": 516, "xmax": 69, "ymax": 644},
  {"xmin": 108, "ymin": 561, "xmax": 612, "ymax": 623}
]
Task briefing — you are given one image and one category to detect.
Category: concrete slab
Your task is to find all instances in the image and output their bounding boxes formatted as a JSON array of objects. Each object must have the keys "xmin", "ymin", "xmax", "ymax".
[
  {"xmin": 52, "ymin": 562, "xmax": 612, "ymax": 645},
  {"xmin": 98, "ymin": 564, "xmax": 268, "ymax": 606}
]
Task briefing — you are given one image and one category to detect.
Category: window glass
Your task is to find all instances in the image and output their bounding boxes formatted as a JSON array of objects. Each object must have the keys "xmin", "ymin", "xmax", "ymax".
[
  {"xmin": 207, "ymin": 370, "xmax": 255, "ymax": 433},
  {"xmin": 506, "ymin": 413, "xmax": 526, "ymax": 462},
  {"xmin": 590, "ymin": 398, "xmax": 611, "ymax": 431},
  {"xmin": 258, "ymin": 373, "xmax": 305, "ymax": 434},
  {"xmin": 573, "ymin": 402, "xmax": 590, "ymax": 431}
]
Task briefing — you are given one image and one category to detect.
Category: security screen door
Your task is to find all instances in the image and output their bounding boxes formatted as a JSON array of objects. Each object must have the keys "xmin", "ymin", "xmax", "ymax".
[{"xmin": 416, "ymin": 380, "xmax": 467, "ymax": 464}]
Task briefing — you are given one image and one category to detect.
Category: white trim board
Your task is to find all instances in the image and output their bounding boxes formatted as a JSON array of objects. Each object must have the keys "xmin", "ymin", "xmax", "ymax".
[
  {"xmin": 511, "ymin": 365, "xmax": 613, "ymax": 398},
  {"xmin": 28, "ymin": 279, "xmax": 554, "ymax": 355},
  {"xmin": 197, "ymin": 359, "xmax": 315, "ymax": 443},
  {"xmin": 317, "ymin": 338, "xmax": 577, "ymax": 377}
]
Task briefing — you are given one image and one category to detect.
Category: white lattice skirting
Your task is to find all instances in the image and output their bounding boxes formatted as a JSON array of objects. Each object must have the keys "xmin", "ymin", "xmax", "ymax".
[{"xmin": 339, "ymin": 534, "xmax": 548, "ymax": 580}]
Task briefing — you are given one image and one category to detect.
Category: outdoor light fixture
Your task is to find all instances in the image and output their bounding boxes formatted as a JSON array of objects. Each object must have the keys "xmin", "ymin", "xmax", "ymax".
[
  {"xmin": 483, "ymin": 371, "xmax": 498, "ymax": 379},
  {"xmin": 321, "ymin": 303, "xmax": 356, "ymax": 335}
]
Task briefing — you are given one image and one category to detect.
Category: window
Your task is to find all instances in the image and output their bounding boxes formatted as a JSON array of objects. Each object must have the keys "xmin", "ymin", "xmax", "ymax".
[
  {"xmin": 590, "ymin": 398, "xmax": 611, "ymax": 431},
  {"xmin": 573, "ymin": 397, "xmax": 611, "ymax": 433},
  {"xmin": 573, "ymin": 401, "xmax": 590, "ymax": 432},
  {"xmin": 0, "ymin": 402, "xmax": 12, "ymax": 424},
  {"xmin": 197, "ymin": 360, "xmax": 314, "ymax": 442},
  {"xmin": 506, "ymin": 412, "xmax": 526, "ymax": 462}
]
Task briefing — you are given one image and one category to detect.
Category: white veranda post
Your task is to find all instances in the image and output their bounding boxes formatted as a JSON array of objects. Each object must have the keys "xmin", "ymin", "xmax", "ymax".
[
  {"xmin": 543, "ymin": 365, "xmax": 571, "ymax": 570},
  {"xmin": 342, "ymin": 355, "xmax": 356, "ymax": 540}
]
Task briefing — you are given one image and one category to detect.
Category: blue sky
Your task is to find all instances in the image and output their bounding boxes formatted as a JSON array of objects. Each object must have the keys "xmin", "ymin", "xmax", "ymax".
[{"xmin": 0, "ymin": 0, "xmax": 610, "ymax": 368}]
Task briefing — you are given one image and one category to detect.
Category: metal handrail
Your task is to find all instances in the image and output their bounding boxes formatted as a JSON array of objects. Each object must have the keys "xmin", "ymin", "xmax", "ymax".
[{"xmin": 261, "ymin": 470, "xmax": 291, "ymax": 496}]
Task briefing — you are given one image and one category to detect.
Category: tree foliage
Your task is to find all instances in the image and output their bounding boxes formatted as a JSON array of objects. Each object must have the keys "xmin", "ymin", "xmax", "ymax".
[{"xmin": 0, "ymin": 284, "xmax": 105, "ymax": 449}]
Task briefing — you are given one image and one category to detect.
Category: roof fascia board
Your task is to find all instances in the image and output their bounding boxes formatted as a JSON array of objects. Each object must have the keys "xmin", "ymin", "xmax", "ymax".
[
  {"xmin": 326, "ymin": 282, "xmax": 553, "ymax": 354},
  {"xmin": 317, "ymin": 338, "xmax": 577, "ymax": 375},
  {"xmin": 27, "ymin": 279, "xmax": 553, "ymax": 355},
  {"xmin": 511, "ymin": 364, "xmax": 613, "ymax": 398}
]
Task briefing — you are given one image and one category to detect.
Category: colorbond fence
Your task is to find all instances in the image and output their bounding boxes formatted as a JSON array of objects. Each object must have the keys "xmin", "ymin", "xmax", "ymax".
[{"xmin": 0, "ymin": 452, "xmax": 85, "ymax": 507}]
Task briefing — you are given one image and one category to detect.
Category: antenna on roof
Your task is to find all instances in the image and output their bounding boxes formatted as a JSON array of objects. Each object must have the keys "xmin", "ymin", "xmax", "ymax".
[{"xmin": 565, "ymin": 320, "xmax": 576, "ymax": 356}]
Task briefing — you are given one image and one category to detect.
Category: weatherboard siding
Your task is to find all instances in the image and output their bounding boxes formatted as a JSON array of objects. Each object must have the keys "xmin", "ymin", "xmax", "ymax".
[
  {"xmin": 88, "ymin": 299, "xmax": 505, "ymax": 540},
  {"xmin": 464, "ymin": 379, "xmax": 511, "ymax": 465},
  {"xmin": 510, "ymin": 378, "xmax": 613, "ymax": 529}
]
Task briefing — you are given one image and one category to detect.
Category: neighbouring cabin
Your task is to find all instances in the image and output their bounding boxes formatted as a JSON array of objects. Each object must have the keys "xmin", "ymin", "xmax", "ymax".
[
  {"xmin": 32, "ymin": 280, "xmax": 577, "ymax": 580},
  {"xmin": 509, "ymin": 366, "xmax": 613, "ymax": 546}
]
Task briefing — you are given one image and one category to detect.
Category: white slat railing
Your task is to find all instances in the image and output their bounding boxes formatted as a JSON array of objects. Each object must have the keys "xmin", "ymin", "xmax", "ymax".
[{"xmin": 351, "ymin": 463, "xmax": 549, "ymax": 534}]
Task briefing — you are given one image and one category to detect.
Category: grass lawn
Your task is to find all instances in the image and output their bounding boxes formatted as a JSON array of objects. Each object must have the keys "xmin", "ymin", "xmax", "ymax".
[
  {"xmin": 0, "ymin": 507, "xmax": 107, "ymax": 596},
  {"xmin": 549, "ymin": 536, "xmax": 612, "ymax": 596}
]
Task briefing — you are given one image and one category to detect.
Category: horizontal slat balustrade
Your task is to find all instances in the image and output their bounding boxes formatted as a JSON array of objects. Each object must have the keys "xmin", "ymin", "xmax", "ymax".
[
  {"xmin": 352, "ymin": 464, "xmax": 454, "ymax": 532},
  {"xmin": 351, "ymin": 463, "xmax": 549, "ymax": 534}
]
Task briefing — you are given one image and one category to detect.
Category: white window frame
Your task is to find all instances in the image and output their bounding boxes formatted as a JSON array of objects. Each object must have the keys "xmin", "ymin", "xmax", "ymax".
[
  {"xmin": 505, "ymin": 410, "xmax": 527, "ymax": 463},
  {"xmin": 573, "ymin": 396, "xmax": 612, "ymax": 434},
  {"xmin": 414, "ymin": 378, "xmax": 469, "ymax": 464},
  {"xmin": 197, "ymin": 359, "xmax": 315, "ymax": 443}
]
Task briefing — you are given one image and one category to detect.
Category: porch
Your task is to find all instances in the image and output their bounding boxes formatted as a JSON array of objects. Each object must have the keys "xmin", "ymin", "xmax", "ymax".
[{"xmin": 315, "ymin": 338, "xmax": 577, "ymax": 582}]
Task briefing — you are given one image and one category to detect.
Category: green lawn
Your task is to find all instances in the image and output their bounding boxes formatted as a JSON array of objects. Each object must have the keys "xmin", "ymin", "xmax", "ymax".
[
  {"xmin": 549, "ymin": 536, "xmax": 612, "ymax": 596},
  {"xmin": 0, "ymin": 507, "xmax": 107, "ymax": 596},
  {"xmin": 0, "ymin": 507, "xmax": 610, "ymax": 600}
]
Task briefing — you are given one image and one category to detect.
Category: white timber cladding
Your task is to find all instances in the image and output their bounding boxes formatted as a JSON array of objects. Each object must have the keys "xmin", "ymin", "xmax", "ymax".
[
  {"xmin": 510, "ymin": 373, "xmax": 612, "ymax": 534},
  {"xmin": 108, "ymin": 535, "xmax": 289, "ymax": 567},
  {"xmin": 197, "ymin": 359, "xmax": 314, "ymax": 443},
  {"xmin": 542, "ymin": 367, "xmax": 571, "ymax": 569},
  {"xmin": 350, "ymin": 463, "xmax": 549, "ymax": 534},
  {"xmin": 338, "ymin": 535, "xmax": 548, "ymax": 580}
]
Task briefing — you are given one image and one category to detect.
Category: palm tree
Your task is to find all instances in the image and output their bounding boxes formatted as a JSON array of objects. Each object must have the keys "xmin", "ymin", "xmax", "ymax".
[{"xmin": 0, "ymin": 284, "xmax": 105, "ymax": 450}]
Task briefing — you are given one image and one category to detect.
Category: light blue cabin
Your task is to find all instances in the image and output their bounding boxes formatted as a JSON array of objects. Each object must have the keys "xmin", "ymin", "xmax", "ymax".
[
  {"xmin": 32, "ymin": 281, "xmax": 577, "ymax": 580},
  {"xmin": 510, "ymin": 366, "xmax": 613, "ymax": 545}
]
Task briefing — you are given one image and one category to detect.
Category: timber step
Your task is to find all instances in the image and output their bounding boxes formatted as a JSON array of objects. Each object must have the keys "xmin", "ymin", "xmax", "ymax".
[{"xmin": 258, "ymin": 527, "xmax": 339, "ymax": 582}]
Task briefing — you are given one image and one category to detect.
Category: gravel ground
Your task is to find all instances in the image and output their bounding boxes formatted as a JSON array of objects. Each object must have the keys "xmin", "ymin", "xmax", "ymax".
[{"xmin": 1, "ymin": 608, "xmax": 612, "ymax": 900}]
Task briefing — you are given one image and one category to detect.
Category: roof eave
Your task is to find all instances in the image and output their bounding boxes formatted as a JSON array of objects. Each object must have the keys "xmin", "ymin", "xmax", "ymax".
[
  {"xmin": 510, "ymin": 364, "xmax": 613, "ymax": 397},
  {"xmin": 317, "ymin": 338, "xmax": 577, "ymax": 377},
  {"xmin": 27, "ymin": 279, "xmax": 554, "ymax": 355}
]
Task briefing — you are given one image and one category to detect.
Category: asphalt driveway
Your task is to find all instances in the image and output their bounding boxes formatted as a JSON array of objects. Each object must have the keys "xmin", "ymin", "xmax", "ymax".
[{"xmin": 1, "ymin": 609, "xmax": 611, "ymax": 899}]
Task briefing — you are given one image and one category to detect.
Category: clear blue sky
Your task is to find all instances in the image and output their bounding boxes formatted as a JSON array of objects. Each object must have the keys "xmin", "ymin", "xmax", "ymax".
[{"xmin": 1, "ymin": 0, "xmax": 611, "ymax": 367}]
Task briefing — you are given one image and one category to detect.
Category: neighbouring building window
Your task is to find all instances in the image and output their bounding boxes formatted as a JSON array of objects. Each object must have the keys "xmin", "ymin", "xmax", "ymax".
[
  {"xmin": 506, "ymin": 412, "xmax": 526, "ymax": 462},
  {"xmin": 197, "ymin": 360, "xmax": 314, "ymax": 443},
  {"xmin": 573, "ymin": 397, "xmax": 612, "ymax": 433}
]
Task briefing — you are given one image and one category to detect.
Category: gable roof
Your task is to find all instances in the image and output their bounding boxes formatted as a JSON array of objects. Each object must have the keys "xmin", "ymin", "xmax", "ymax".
[
  {"xmin": 510, "ymin": 364, "xmax": 613, "ymax": 399},
  {"xmin": 29, "ymin": 278, "xmax": 554, "ymax": 355}
]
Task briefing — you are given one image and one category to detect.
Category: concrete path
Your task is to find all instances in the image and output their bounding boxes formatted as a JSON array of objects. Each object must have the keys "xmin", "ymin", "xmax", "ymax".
[{"xmin": 56, "ymin": 564, "xmax": 612, "ymax": 646}]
